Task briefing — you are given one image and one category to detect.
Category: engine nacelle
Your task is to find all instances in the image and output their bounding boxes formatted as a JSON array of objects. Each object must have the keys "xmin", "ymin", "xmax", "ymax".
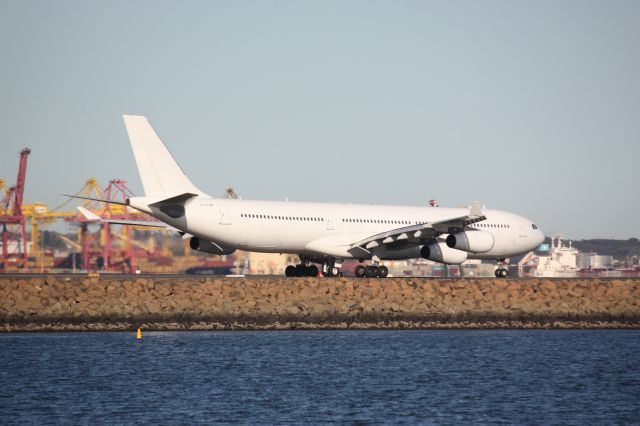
[
  {"xmin": 446, "ymin": 231, "xmax": 494, "ymax": 253},
  {"xmin": 189, "ymin": 237, "xmax": 236, "ymax": 255},
  {"xmin": 420, "ymin": 242, "xmax": 468, "ymax": 264}
]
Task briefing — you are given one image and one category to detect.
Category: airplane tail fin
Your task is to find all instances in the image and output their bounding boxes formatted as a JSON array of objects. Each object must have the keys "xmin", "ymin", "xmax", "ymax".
[{"xmin": 123, "ymin": 115, "xmax": 207, "ymax": 197}]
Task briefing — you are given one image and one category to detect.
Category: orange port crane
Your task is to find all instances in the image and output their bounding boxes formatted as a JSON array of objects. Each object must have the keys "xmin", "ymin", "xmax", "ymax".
[
  {"xmin": 0, "ymin": 179, "xmax": 8, "ymax": 197},
  {"xmin": 65, "ymin": 178, "xmax": 161, "ymax": 273},
  {"xmin": 0, "ymin": 148, "xmax": 30, "ymax": 265}
]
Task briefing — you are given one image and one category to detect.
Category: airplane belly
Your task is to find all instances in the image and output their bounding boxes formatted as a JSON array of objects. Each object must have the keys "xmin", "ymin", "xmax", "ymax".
[{"xmin": 237, "ymin": 224, "xmax": 319, "ymax": 253}]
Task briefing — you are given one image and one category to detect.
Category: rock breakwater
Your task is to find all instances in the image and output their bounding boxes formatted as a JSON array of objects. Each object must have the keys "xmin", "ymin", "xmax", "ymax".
[{"xmin": 1, "ymin": 276, "xmax": 639, "ymax": 331}]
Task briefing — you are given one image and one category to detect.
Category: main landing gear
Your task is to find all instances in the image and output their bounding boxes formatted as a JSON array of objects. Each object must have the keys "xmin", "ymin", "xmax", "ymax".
[
  {"xmin": 285, "ymin": 257, "xmax": 342, "ymax": 277},
  {"xmin": 322, "ymin": 258, "xmax": 342, "ymax": 277},
  {"xmin": 285, "ymin": 263, "xmax": 319, "ymax": 277},
  {"xmin": 355, "ymin": 256, "xmax": 388, "ymax": 278},
  {"xmin": 495, "ymin": 259, "xmax": 510, "ymax": 278},
  {"xmin": 355, "ymin": 264, "xmax": 389, "ymax": 278}
]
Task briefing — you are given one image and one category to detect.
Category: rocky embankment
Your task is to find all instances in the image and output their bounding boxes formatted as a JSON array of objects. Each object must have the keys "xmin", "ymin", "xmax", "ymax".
[{"xmin": 1, "ymin": 276, "xmax": 639, "ymax": 331}]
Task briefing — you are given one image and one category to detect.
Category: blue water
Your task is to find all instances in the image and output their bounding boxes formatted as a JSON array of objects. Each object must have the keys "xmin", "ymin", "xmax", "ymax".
[{"xmin": 0, "ymin": 331, "xmax": 639, "ymax": 425}]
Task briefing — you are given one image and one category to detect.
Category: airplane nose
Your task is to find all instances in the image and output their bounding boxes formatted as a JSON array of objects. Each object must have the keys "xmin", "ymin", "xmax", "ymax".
[{"xmin": 536, "ymin": 230, "xmax": 545, "ymax": 246}]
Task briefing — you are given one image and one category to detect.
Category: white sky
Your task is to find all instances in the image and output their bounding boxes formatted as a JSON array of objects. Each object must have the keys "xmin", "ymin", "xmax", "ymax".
[{"xmin": 1, "ymin": 0, "xmax": 639, "ymax": 239}]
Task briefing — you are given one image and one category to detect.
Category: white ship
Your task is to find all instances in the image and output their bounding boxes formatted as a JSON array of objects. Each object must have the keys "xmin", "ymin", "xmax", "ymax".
[{"xmin": 534, "ymin": 236, "xmax": 579, "ymax": 277}]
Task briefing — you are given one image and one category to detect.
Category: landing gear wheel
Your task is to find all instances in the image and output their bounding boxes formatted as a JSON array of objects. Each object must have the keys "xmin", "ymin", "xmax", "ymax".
[
  {"xmin": 355, "ymin": 265, "xmax": 366, "ymax": 278},
  {"xmin": 365, "ymin": 265, "xmax": 378, "ymax": 278},
  {"xmin": 295, "ymin": 264, "xmax": 307, "ymax": 276},
  {"xmin": 326, "ymin": 267, "xmax": 337, "ymax": 277},
  {"xmin": 285, "ymin": 265, "xmax": 297, "ymax": 277},
  {"xmin": 377, "ymin": 265, "xmax": 389, "ymax": 278},
  {"xmin": 307, "ymin": 265, "xmax": 319, "ymax": 277},
  {"xmin": 495, "ymin": 268, "xmax": 509, "ymax": 278}
]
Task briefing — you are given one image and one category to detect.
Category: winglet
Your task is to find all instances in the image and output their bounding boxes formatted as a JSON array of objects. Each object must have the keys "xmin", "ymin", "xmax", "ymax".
[
  {"xmin": 77, "ymin": 206, "xmax": 101, "ymax": 221},
  {"xmin": 469, "ymin": 201, "xmax": 483, "ymax": 217}
]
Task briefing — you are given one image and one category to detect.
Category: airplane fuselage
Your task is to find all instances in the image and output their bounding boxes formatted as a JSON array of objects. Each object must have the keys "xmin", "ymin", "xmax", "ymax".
[{"xmin": 131, "ymin": 197, "xmax": 545, "ymax": 261}]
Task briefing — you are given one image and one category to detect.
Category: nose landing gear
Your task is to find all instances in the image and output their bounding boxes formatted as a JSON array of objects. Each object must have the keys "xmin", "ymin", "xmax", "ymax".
[{"xmin": 495, "ymin": 259, "xmax": 510, "ymax": 278}]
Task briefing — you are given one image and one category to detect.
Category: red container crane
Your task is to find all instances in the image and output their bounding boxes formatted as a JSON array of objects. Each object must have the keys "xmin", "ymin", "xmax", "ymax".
[{"xmin": 0, "ymin": 148, "xmax": 31, "ymax": 265}]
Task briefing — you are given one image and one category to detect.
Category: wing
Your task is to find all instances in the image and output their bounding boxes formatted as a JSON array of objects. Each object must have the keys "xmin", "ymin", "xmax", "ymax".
[
  {"xmin": 76, "ymin": 206, "xmax": 174, "ymax": 230},
  {"xmin": 350, "ymin": 201, "xmax": 486, "ymax": 250}
]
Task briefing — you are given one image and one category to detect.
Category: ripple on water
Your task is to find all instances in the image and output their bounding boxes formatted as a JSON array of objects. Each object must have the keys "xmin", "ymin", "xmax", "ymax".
[{"xmin": 0, "ymin": 330, "xmax": 639, "ymax": 424}]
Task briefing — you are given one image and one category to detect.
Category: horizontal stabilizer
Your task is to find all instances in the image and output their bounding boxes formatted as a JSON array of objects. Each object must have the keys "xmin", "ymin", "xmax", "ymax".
[
  {"xmin": 77, "ymin": 206, "xmax": 101, "ymax": 221},
  {"xmin": 63, "ymin": 194, "xmax": 128, "ymax": 206},
  {"xmin": 76, "ymin": 206, "xmax": 169, "ymax": 228}
]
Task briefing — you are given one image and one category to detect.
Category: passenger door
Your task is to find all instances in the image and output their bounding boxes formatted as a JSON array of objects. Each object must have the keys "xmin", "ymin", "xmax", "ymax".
[
  {"xmin": 326, "ymin": 213, "xmax": 336, "ymax": 231},
  {"xmin": 519, "ymin": 226, "xmax": 528, "ymax": 238}
]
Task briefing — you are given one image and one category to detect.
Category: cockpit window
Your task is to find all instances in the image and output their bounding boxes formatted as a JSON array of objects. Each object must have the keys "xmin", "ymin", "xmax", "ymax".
[{"xmin": 531, "ymin": 224, "xmax": 538, "ymax": 230}]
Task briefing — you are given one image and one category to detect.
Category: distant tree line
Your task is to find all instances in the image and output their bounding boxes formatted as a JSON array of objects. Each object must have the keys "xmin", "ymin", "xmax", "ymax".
[{"xmin": 569, "ymin": 238, "xmax": 640, "ymax": 260}]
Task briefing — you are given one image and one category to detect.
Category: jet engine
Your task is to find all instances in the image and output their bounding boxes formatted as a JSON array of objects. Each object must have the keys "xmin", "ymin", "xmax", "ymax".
[
  {"xmin": 420, "ymin": 242, "xmax": 468, "ymax": 264},
  {"xmin": 446, "ymin": 231, "xmax": 494, "ymax": 253},
  {"xmin": 189, "ymin": 237, "xmax": 236, "ymax": 255}
]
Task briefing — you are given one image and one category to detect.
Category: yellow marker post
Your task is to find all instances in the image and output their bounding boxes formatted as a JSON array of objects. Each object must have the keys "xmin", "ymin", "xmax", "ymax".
[{"xmin": 136, "ymin": 327, "xmax": 142, "ymax": 340}]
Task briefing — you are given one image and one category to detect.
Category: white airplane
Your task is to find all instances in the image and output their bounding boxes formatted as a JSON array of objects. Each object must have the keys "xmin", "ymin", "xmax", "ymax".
[{"xmin": 72, "ymin": 115, "xmax": 545, "ymax": 278}]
